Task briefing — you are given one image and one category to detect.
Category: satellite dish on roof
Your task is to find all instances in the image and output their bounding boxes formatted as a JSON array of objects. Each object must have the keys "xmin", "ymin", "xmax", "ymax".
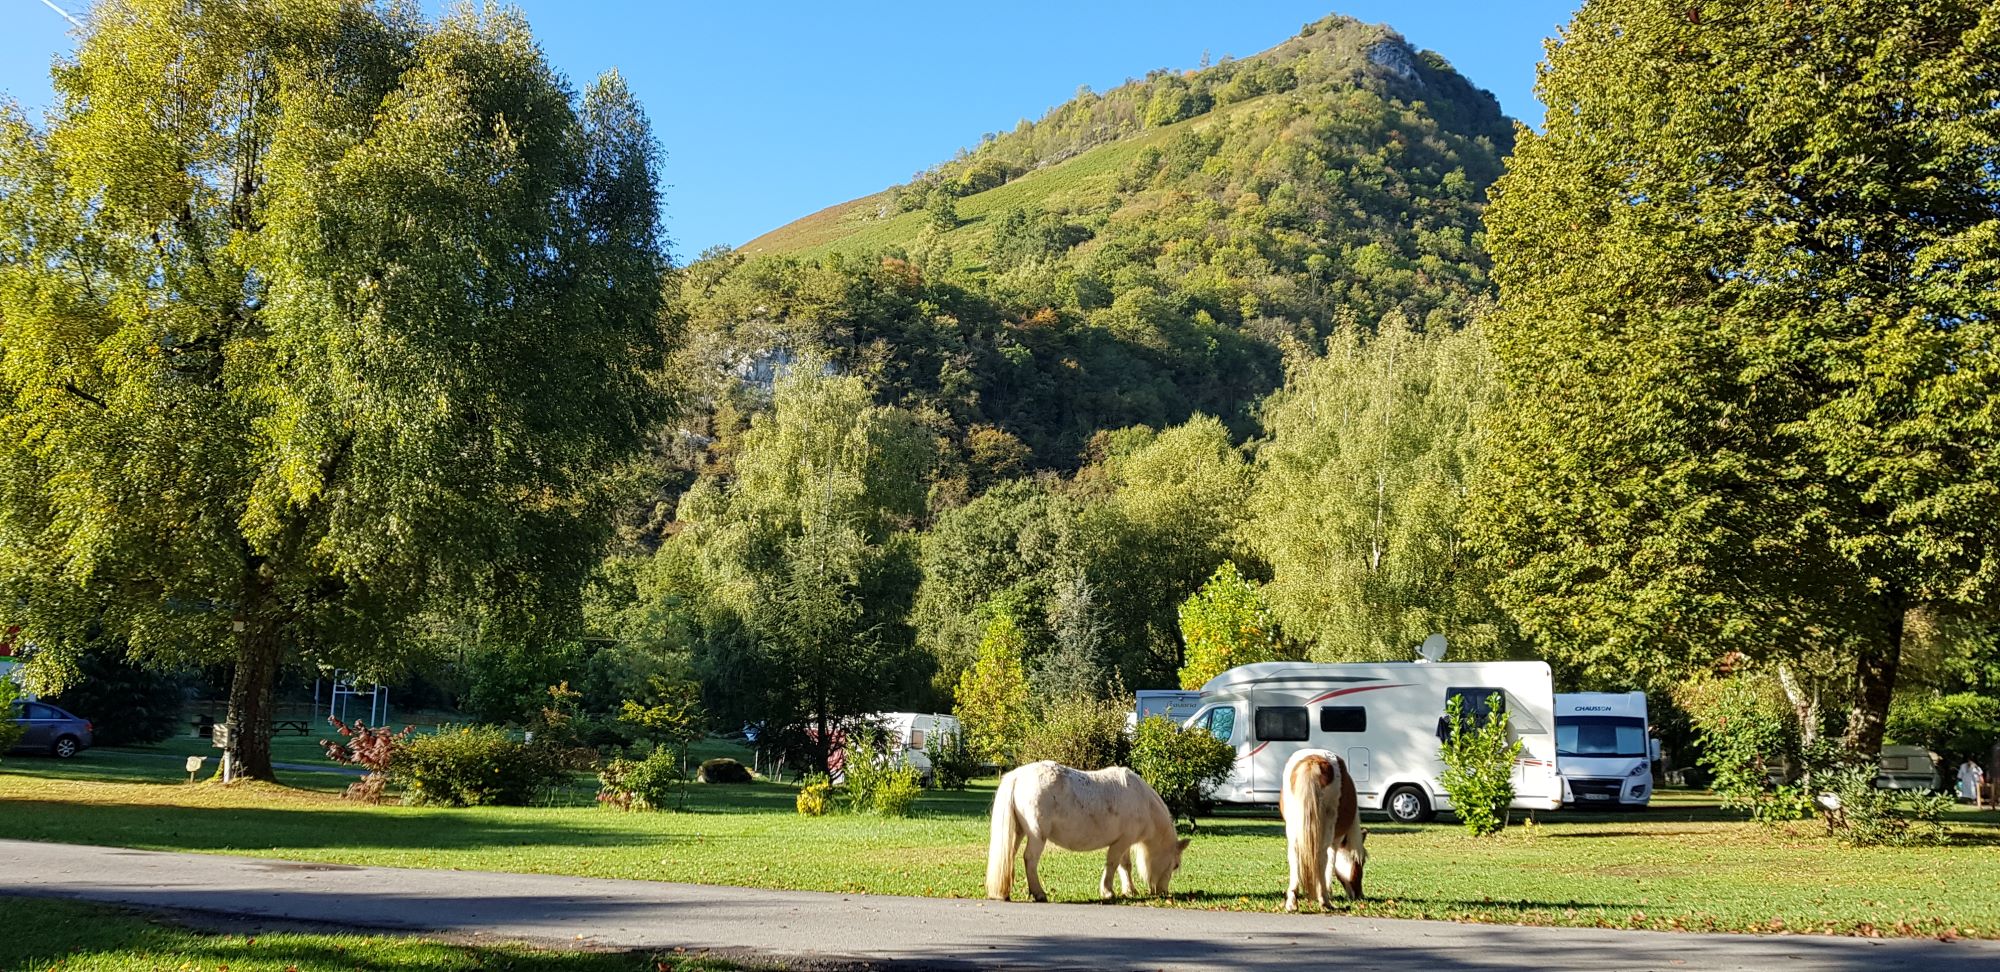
[{"xmin": 1417, "ymin": 634, "xmax": 1448, "ymax": 663}]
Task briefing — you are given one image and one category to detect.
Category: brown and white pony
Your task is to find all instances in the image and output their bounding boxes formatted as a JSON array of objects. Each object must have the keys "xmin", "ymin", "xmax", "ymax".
[
  {"xmin": 986, "ymin": 760, "xmax": 1189, "ymax": 902},
  {"xmin": 1280, "ymin": 748, "xmax": 1368, "ymax": 910}
]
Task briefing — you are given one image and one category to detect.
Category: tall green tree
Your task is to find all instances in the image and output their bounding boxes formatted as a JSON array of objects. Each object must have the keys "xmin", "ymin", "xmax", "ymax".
[
  {"xmin": 1250, "ymin": 319, "xmax": 1504, "ymax": 661},
  {"xmin": 676, "ymin": 365, "xmax": 934, "ymax": 770},
  {"xmin": 1176, "ymin": 561, "xmax": 1285, "ymax": 689},
  {"xmin": 1092, "ymin": 417, "xmax": 1255, "ymax": 685},
  {"xmin": 953, "ymin": 605, "xmax": 1031, "ymax": 766},
  {"xmin": 1475, "ymin": 0, "xmax": 2000, "ymax": 756},
  {"xmin": 0, "ymin": 1, "xmax": 674, "ymax": 778}
]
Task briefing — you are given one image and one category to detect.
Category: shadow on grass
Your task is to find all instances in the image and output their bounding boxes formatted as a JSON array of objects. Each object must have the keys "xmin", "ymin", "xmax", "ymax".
[
  {"xmin": 0, "ymin": 895, "xmax": 731, "ymax": 972},
  {"xmin": 6, "ymin": 888, "xmax": 1982, "ymax": 972},
  {"xmin": 0, "ymin": 794, "xmax": 690, "ymax": 854}
]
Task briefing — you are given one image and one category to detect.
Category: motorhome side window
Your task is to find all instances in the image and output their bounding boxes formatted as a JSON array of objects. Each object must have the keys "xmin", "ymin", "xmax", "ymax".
[
  {"xmin": 1203, "ymin": 707, "xmax": 1236, "ymax": 743},
  {"xmin": 1444, "ymin": 687, "xmax": 1506, "ymax": 727},
  {"xmin": 1255, "ymin": 706, "xmax": 1310, "ymax": 742},
  {"xmin": 1319, "ymin": 706, "xmax": 1366, "ymax": 733}
]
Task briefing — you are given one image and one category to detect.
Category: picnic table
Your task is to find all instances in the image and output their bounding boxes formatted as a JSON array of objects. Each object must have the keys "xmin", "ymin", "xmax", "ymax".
[{"xmin": 192, "ymin": 716, "xmax": 315, "ymax": 738}]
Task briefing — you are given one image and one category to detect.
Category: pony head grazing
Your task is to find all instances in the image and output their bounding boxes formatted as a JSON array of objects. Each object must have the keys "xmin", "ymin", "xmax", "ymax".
[
  {"xmin": 1334, "ymin": 826, "xmax": 1368, "ymax": 900},
  {"xmin": 1135, "ymin": 833, "xmax": 1191, "ymax": 895}
]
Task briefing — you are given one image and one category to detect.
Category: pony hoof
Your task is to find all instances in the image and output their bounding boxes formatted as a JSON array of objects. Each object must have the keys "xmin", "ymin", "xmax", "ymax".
[{"xmin": 1032, "ymin": 894, "xmax": 1049, "ymax": 903}]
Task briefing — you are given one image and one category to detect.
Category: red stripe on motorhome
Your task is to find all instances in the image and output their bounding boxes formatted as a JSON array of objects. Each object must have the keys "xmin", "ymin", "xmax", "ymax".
[{"xmin": 1305, "ymin": 684, "xmax": 1409, "ymax": 704}]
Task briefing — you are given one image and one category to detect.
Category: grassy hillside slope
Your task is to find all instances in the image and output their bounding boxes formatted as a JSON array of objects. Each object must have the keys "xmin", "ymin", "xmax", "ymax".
[{"xmin": 740, "ymin": 94, "xmax": 1278, "ymax": 264}]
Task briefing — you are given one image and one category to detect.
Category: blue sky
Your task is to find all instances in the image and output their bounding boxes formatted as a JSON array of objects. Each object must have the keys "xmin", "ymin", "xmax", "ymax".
[{"xmin": 3, "ymin": 1, "xmax": 1580, "ymax": 261}]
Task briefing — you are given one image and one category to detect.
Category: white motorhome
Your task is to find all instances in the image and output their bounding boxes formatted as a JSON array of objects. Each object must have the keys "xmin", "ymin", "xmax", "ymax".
[
  {"xmin": 1185, "ymin": 660, "xmax": 1563, "ymax": 823},
  {"xmin": 1133, "ymin": 690, "xmax": 1203, "ymax": 726},
  {"xmin": 1553, "ymin": 692, "xmax": 1658, "ymax": 808}
]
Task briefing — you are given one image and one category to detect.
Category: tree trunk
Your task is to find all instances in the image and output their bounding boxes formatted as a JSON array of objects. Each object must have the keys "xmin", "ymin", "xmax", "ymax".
[
  {"xmin": 226, "ymin": 578, "xmax": 285, "ymax": 782},
  {"xmin": 1776, "ymin": 662, "xmax": 1820, "ymax": 785},
  {"xmin": 1842, "ymin": 596, "xmax": 1907, "ymax": 761}
]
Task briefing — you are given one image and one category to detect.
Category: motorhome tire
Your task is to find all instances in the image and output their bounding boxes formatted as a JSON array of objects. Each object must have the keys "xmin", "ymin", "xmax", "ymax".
[{"xmin": 1385, "ymin": 784, "xmax": 1433, "ymax": 823}]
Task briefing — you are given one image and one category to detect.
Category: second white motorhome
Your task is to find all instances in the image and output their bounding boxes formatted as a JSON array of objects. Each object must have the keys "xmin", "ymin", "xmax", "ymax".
[
  {"xmin": 1133, "ymin": 689, "xmax": 1203, "ymax": 725},
  {"xmin": 1553, "ymin": 692, "xmax": 1658, "ymax": 808},
  {"xmin": 1185, "ymin": 660, "xmax": 1563, "ymax": 822}
]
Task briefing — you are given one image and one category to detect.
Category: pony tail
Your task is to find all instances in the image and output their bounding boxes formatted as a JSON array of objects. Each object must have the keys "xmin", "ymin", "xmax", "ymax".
[
  {"xmin": 1286, "ymin": 756, "xmax": 1329, "ymax": 902},
  {"xmin": 986, "ymin": 769, "xmax": 1020, "ymax": 900}
]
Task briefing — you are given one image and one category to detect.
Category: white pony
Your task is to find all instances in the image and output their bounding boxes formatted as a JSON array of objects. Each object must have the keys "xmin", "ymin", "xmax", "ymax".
[
  {"xmin": 986, "ymin": 760, "xmax": 1189, "ymax": 902},
  {"xmin": 1280, "ymin": 748, "xmax": 1368, "ymax": 911}
]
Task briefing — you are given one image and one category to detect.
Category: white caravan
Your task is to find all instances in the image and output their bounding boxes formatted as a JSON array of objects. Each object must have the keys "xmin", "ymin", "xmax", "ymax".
[
  {"xmin": 865, "ymin": 712, "xmax": 960, "ymax": 779},
  {"xmin": 1553, "ymin": 692, "xmax": 1658, "ymax": 808},
  {"xmin": 1185, "ymin": 660, "xmax": 1563, "ymax": 823}
]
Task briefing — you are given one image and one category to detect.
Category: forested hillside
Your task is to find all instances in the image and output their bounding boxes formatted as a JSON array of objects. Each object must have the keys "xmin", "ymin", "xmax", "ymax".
[{"xmin": 679, "ymin": 15, "xmax": 1510, "ymax": 479}]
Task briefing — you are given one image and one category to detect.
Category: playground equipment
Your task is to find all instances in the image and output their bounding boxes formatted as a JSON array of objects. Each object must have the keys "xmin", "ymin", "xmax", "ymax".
[{"xmin": 316, "ymin": 670, "xmax": 389, "ymax": 726}]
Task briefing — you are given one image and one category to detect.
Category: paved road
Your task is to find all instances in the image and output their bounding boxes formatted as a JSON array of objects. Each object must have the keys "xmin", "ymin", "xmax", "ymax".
[{"xmin": 3, "ymin": 839, "xmax": 1995, "ymax": 971}]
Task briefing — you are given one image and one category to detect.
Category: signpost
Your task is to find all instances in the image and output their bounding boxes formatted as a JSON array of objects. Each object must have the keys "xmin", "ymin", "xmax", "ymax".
[
  {"xmin": 212, "ymin": 722, "xmax": 235, "ymax": 784},
  {"xmin": 185, "ymin": 755, "xmax": 205, "ymax": 783}
]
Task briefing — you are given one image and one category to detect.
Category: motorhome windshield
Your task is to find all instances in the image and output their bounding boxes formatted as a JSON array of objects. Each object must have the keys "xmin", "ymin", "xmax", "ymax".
[{"xmin": 1556, "ymin": 716, "xmax": 1647, "ymax": 758}]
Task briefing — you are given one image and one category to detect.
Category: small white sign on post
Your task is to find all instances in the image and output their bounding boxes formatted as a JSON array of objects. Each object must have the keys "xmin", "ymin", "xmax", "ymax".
[
  {"xmin": 212, "ymin": 723, "xmax": 235, "ymax": 784},
  {"xmin": 185, "ymin": 755, "xmax": 205, "ymax": 783}
]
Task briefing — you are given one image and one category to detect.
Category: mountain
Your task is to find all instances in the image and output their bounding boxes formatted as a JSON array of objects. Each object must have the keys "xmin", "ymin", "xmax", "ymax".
[{"xmin": 670, "ymin": 13, "xmax": 1514, "ymax": 494}]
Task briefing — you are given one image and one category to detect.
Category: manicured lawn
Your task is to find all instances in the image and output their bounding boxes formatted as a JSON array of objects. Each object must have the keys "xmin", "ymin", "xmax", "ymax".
[
  {"xmin": 0, "ymin": 896, "xmax": 750, "ymax": 971},
  {"xmin": 2, "ymin": 765, "xmax": 1996, "ymax": 940}
]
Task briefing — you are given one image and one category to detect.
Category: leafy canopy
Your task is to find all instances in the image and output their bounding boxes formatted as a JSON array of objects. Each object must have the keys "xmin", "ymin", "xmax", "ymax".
[
  {"xmin": 1474, "ymin": 0, "xmax": 2000, "ymax": 755},
  {"xmin": 0, "ymin": 0, "xmax": 673, "ymax": 777}
]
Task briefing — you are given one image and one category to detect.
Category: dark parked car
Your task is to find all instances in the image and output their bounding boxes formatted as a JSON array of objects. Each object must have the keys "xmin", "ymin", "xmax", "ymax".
[{"xmin": 8, "ymin": 699, "xmax": 93, "ymax": 758}]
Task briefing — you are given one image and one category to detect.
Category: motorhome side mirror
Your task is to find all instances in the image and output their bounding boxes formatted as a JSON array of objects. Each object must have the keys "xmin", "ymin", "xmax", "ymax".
[
  {"xmin": 1435, "ymin": 717, "xmax": 1449, "ymax": 742},
  {"xmin": 1649, "ymin": 738, "xmax": 1662, "ymax": 762}
]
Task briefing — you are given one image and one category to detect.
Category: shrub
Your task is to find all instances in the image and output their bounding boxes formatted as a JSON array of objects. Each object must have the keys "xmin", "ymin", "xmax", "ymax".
[
  {"xmin": 617, "ymin": 675, "xmax": 706, "ymax": 751},
  {"xmin": 1438, "ymin": 692, "xmax": 1522, "ymax": 837},
  {"xmin": 1130, "ymin": 715, "xmax": 1234, "ymax": 827},
  {"xmin": 873, "ymin": 765, "xmax": 922, "ymax": 818},
  {"xmin": 597, "ymin": 747, "xmax": 686, "ymax": 811},
  {"xmin": 1018, "ymin": 695, "xmax": 1130, "ymax": 770},
  {"xmin": 393, "ymin": 726, "xmax": 567, "ymax": 807},
  {"xmin": 796, "ymin": 772, "xmax": 832, "ymax": 817},
  {"xmin": 1675, "ymin": 674, "xmax": 1800, "ymax": 817},
  {"xmin": 925, "ymin": 729, "xmax": 977, "ymax": 791},
  {"xmin": 0, "ymin": 678, "xmax": 23, "ymax": 755},
  {"xmin": 839, "ymin": 737, "xmax": 885, "ymax": 813},
  {"xmin": 320, "ymin": 717, "xmax": 415, "ymax": 803},
  {"xmin": 1816, "ymin": 765, "xmax": 1953, "ymax": 847},
  {"xmin": 697, "ymin": 757, "xmax": 753, "ymax": 784}
]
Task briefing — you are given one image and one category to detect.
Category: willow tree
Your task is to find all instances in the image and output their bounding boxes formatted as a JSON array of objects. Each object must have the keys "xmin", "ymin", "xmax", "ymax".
[
  {"xmin": 1250, "ymin": 319, "xmax": 1504, "ymax": 662},
  {"xmin": 1476, "ymin": 0, "xmax": 1999, "ymax": 756},
  {"xmin": 0, "ymin": 1, "xmax": 673, "ymax": 778}
]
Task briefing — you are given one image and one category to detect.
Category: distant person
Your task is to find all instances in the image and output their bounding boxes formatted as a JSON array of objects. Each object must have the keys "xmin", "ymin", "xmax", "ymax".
[{"xmin": 1962, "ymin": 760, "xmax": 1987, "ymax": 804}]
